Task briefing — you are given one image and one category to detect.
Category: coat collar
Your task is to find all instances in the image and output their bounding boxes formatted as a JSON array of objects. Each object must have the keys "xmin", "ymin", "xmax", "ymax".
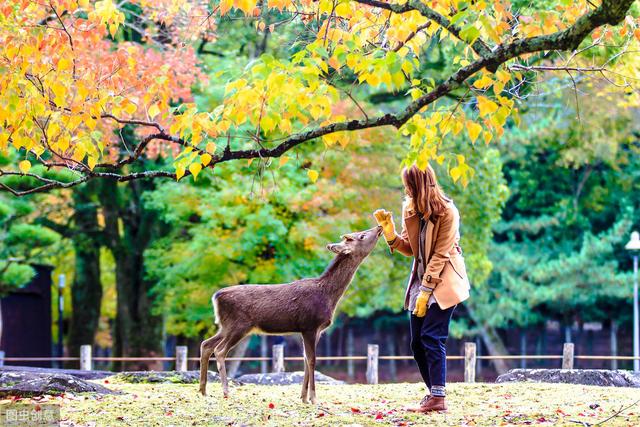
[{"xmin": 404, "ymin": 212, "xmax": 438, "ymax": 258}]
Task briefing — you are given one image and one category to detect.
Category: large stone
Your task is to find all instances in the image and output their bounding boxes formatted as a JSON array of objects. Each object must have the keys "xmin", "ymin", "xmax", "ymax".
[
  {"xmin": 1, "ymin": 365, "xmax": 112, "ymax": 380},
  {"xmin": 0, "ymin": 371, "xmax": 119, "ymax": 397},
  {"xmin": 109, "ymin": 370, "xmax": 220, "ymax": 384},
  {"xmin": 236, "ymin": 371, "xmax": 344, "ymax": 385},
  {"xmin": 496, "ymin": 369, "xmax": 640, "ymax": 388}
]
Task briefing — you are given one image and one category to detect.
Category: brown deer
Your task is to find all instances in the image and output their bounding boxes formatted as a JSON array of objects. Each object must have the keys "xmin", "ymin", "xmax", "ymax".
[{"xmin": 199, "ymin": 225, "xmax": 383, "ymax": 403}]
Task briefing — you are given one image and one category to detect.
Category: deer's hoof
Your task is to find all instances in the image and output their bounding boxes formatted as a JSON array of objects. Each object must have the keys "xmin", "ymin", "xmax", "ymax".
[
  {"xmin": 301, "ymin": 396, "xmax": 309, "ymax": 404},
  {"xmin": 199, "ymin": 387, "xmax": 206, "ymax": 396}
]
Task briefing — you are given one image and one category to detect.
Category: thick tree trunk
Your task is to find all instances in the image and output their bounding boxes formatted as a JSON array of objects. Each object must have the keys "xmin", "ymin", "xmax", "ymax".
[
  {"xmin": 67, "ymin": 184, "xmax": 102, "ymax": 356},
  {"xmin": 467, "ymin": 305, "xmax": 511, "ymax": 375},
  {"xmin": 102, "ymin": 179, "xmax": 162, "ymax": 368},
  {"xmin": 227, "ymin": 336, "xmax": 251, "ymax": 378}
]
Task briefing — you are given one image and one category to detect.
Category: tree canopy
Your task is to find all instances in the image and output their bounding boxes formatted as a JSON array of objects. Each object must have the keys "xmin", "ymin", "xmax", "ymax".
[{"xmin": 1, "ymin": 0, "xmax": 639, "ymax": 195}]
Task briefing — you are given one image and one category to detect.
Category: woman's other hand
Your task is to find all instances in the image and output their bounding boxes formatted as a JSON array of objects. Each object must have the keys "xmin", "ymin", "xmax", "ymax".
[
  {"xmin": 373, "ymin": 209, "xmax": 396, "ymax": 241},
  {"xmin": 412, "ymin": 288, "xmax": 432, "ymax": 317}
]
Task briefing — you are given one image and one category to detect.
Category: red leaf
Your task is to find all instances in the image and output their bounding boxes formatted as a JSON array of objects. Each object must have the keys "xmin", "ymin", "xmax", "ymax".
[
  {"xmin": 104, "ymin": 380, "xmax": 110, "ymax": 384},
  {"xmin": 166, "ymin": 411, "xmax": 173, "ymax": 416},
  {"xmin": 316, "ymin": 413, "xmax": 325, "ymax": 418},
  {"xmin": 350, "ymin": 407, "xmax": 361, "ymax": 413},
  {"xmin": 268, "ymin": 403, "xmax": 275, "ymax": 409},
  {"xmin": 375, "ymin": 412, "xmax": 383, "ymax": 420}
]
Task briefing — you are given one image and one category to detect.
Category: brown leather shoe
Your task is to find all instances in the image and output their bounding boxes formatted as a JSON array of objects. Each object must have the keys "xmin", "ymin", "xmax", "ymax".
[
  {"xmin": 421, "ymin": 396, "xmax": 447, "ymax": 413},
  {"xmin": 405, "ymin": 394, "xmax": 431, "ymax": 413},
  {"xmin": 406, "ymin": 394, "xmax": 431, "ymax": 414}
]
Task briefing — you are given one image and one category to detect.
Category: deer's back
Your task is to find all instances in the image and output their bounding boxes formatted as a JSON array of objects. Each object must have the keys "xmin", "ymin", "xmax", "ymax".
[{"xmin": 213, "ymin": 280, "xmax": 334, "ymax": 334}]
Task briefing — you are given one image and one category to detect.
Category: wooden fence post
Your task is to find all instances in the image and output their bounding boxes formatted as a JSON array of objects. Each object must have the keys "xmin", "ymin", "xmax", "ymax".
[
  {"xmin": 260, "ymin": 336, "xmax": 268, "ymax": 374},
  {"xmin": 366, "ymin": 344, "xmax": 379, "ymax": 385},
  {"xmin": 562, "ymin": 343, "xmax": 574, "ymax": 369},
  {"xmin": 272, "ymin": 344, "xmax": 284, "ymax": 373},
  {"xmin": 80, "ymin": 345, "xmax": 92, "ymax": 371},
  {"xmin": 464, "ymin": 342, "xmax": 476, "ymax": 383},
  {"xmin": 176, "ymin": 346, "xmax": 188, "ymax": 372}
]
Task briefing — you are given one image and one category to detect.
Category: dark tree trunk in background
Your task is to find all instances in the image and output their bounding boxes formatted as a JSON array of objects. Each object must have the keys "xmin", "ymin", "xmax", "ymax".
[
  {"xmin": 101, "ymin": 178, "xmax": 162, "ymax": 368},
  {"xmin": 610, "ymin": 320, "xmax": 618, "ymax": 370},
  {"xmin": 467, "ymin": 305, "xmax": 510, "ymax": 375},
  {"xmin": 67, "ymin": 183, "xmax": 103, "ymax": 355},
  {"xmin": 227, "ymin": 336, "xmax": 251, "ymax": 378}
]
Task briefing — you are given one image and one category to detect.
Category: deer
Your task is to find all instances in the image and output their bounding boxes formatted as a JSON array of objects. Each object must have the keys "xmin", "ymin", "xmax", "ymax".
[{"xmin": 199, "ymin": 225, "xmax": 383, "ymax": 403}]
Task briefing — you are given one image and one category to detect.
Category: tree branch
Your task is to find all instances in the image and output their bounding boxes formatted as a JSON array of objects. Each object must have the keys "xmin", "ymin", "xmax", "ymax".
[
  {"xmin": 0, "ymin": 0, "xmax": 634, "ymax": 196},
  {"xmin": 352, "ymin": 0, "xmax": 492, "ymax": 58}
]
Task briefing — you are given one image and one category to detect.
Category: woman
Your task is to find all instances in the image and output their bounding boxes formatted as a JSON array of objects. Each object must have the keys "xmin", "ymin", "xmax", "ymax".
[{"xmin": 374, "ymin": 163, "xmax": 470, "ymax": 414}]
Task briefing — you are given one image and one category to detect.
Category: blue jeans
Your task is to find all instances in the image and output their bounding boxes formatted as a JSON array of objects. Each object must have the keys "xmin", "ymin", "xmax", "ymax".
[{"xmin": 410, "ymin": 303, "xmax": 456, "ymax": 389}]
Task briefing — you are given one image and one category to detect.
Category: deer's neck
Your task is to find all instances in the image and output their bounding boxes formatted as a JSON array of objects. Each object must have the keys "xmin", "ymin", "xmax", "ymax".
[{"xmin": 318, "ymin": 253, "xmax": 362, "ymax": 304}]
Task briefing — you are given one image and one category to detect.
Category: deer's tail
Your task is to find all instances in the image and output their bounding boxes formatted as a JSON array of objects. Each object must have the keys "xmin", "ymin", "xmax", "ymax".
[{"xmin": 212, "ymin": 291, "xmax": 221, "ymax": 325}]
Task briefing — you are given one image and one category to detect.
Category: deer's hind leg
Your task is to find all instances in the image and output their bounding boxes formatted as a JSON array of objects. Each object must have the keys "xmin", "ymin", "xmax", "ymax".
[
  {"xmin": 215, "ymin": 328, "xmax": 251, "ymax": 398},
  {"xmin": 199, "ymin": 333, "xmax": 224, "ymax": 396}
]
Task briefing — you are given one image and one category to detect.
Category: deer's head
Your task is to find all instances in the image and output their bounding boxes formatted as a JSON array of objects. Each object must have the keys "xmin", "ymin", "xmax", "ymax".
[{"xmin": 326, "ymin": 226, "xmax": 383, "ymax": 258}]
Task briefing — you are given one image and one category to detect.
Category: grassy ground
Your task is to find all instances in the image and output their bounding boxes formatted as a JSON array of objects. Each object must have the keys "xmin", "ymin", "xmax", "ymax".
[{"xmin": 41, "ymin": 380, "xmax": 640, "ymax": 426}]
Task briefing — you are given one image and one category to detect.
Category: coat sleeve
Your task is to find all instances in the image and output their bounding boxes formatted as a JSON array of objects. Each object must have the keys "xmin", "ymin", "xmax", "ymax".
[
  {"xmin": 387, "ymin": 205, "xmax": 413, "ymax": 257},
  {"xmin": 423, "ymin": 204, "xmax": 459, "ymax": 283}
]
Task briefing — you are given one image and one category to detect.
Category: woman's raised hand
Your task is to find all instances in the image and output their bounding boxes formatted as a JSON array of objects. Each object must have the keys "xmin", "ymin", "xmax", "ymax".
[{"xmin": 373, "ymin": 209, "xmax": 396, "ymax": 242}]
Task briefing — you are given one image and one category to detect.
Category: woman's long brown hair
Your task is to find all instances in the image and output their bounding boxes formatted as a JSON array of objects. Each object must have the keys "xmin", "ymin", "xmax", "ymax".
[{"xmin": 402, "ymin": 163, "xmax": 451, "ymax": 220}]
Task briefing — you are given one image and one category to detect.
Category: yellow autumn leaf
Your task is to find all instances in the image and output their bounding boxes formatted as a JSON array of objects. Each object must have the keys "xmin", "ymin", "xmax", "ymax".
[
  {"xmin": 206, "ymin": 142, "xmax": 216, "ymax": 153},
  {"xmin": 189, "ymin": 162, "xmax": 202, "ymax": 180},
  {"xmin": 279, "ymin": 156, "xmax": 289, "ymax": 167},
  {"xmin": 148, "ymin": 103, "xmax": 161, "ymax": 119},
  {"xmin": 307, "ymin": 169, "xmax": 319, "ymax": 182},
  {"xmin": 236, "ymin": 0, "xmax": 257, "ymax": 15},
  {"xmin": 473, "ymin": 74, "xmax": 493, "ymax": 89},
  {"xmin": 496, "ymin": 70, "xmax": 511, "ymax": 84},
  {"xmin": 58, "ymin": 57, "xmax": 72, "ymax": 71},
  {"xmin": 52, "ymin": 82, "xmax": 66, "ymax": 105},
  {"xmin": 201, "ymin": 153, "xmax": 212, "ymax": 166},
  {"xmin": 483, "ymin": 131, "xmax": 493, "ymax": 144},
  {"xmin": 450, "ymin": 165, "xmax": 462, "ymax": 182},
  {"xmin": 18, "ymin": 160, "xmax": 31, "ymax": 174},
  {"xmin": 366, "ymin": 73, "xmax": 380, "ymax": 87},
  {"xmin": 175, "ymin": 165, "xmax": 186, "ymax": 181},
  {"xmin": 123, "ymin": 102, "xmax": 137, "ymax": 115},
  {"xmin": 261, "ymin": 115, "xmax": 276, "ymax": 133},
  {"xmin": 466, "ymin": 121, "xmax": 482, "ymax": 143},
  {"xmin": 220, "ymin": 0, "xmax": 234, "ymax": 14},
  {"xmin": 477, "ymin": 96, "xmax": 499, "ymax": 117}
]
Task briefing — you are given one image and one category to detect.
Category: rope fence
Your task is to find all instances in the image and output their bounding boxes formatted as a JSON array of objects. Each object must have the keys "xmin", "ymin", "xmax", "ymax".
[{"xmin": 1, "ymin": 342, "xmax": 639, "ymax": 383}]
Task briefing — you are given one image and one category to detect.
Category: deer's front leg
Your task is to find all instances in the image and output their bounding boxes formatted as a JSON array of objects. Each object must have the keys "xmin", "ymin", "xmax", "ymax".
[
  {"xmin": 301, "ymin": 332, "xmax": 317, "ymax": 404},
  {"xmin": 301, "ymin": 359, "xmax": 310, "ymax": 403},
  {"xmin": 301, "ymin": 335, "xmax": 310, "ymax": 403}
]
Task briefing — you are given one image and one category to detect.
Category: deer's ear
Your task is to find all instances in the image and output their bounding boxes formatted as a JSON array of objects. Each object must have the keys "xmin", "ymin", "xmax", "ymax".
[{"xmin": 326, "ymin": 242, "xmax": 352, "ymax": 254}]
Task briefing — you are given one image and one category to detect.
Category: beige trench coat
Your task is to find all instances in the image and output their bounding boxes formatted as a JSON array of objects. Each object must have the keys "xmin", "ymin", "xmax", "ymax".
[{"xmin": 388, "ymin": 201, "xmax": 470, "ymax": 310}]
